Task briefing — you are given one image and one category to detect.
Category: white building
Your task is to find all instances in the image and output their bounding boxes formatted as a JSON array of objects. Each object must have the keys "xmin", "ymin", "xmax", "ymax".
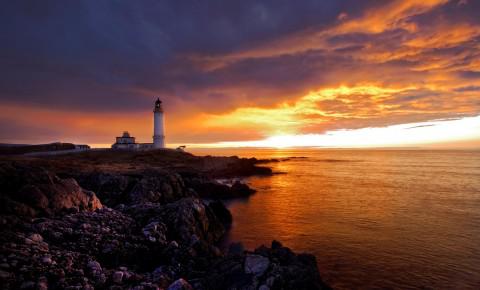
[
  {"xmin": 153, "ymin": 98, "xmax": 165, "ymax": 148},
  {"xmin": 111, "ymin": 98, "xmax": 165, "ymax": 150}
]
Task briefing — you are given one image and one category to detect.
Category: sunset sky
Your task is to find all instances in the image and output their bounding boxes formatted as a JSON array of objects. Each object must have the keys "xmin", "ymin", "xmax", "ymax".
[{"xmin": 1, "ymin": 0, "xmax": 479, "ymax": 148}]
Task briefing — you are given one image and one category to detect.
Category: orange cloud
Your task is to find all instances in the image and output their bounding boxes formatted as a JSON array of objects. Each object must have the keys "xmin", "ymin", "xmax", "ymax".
[{"xmin": 201, "ymin": 84, "xmax": 479, "ymax": 139}]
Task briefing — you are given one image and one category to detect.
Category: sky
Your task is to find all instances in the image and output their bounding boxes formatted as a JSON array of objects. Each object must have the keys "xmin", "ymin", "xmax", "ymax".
[{"xmin": 1, "ymin": 0, "xmax": 479, "ymax": 148}]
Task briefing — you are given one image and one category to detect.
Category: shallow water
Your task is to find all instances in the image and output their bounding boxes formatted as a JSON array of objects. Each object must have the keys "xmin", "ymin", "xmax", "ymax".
[{"xmin": 190, "ymin": 149, "xmax": 480, "ymax": 289}]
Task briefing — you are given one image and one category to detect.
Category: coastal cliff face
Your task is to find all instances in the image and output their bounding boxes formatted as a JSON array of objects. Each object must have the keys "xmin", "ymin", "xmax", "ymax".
[{"xmin": 0, "ymin": 150, "xmax": 329, "ymax": 290}]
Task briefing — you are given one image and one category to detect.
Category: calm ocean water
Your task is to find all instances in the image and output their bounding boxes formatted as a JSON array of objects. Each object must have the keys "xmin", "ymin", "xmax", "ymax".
[{"xmin": 190, "ymin": 148, "xmax": 480, "ymax": 289}]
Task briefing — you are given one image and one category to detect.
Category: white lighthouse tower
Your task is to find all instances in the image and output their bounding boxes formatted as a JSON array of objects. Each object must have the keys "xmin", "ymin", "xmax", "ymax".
[{"xmin": 153, "ymin": 98, "xmax": 165, "ymax": 148}]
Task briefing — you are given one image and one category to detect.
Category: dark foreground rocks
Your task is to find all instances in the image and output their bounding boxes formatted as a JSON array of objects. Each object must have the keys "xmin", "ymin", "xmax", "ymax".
[
  {"xmin": 0, "ymin": 152, "xmax": 329, "ymax": 290},
  {"xmin": 0, "ymin": 163, "xmax": 102, "ymax": 217}
]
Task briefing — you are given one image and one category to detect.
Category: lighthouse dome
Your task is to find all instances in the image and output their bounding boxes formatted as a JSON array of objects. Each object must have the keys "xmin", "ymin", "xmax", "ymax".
[{"xmin": 154, "ymin": 98, "xmax": 163, "ymax": 112}]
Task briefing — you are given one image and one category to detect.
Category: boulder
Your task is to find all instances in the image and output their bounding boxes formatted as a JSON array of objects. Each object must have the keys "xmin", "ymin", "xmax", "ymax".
[
  {"xmin": 204, "ymin": 242, "xmax": 330, "ymax": 290},
  {"xmin": 157, "ymin": 198, "xmax": 225, "ymax": 245},
  {"xmin": 0, "ymin": 163, "xmax": 102, "ymax": 217},
  {"xmin": 244, "ymin": 254, "xmax": 270, "ymax": 277},
  {"xmin": 128, "ymin": 172, "xmax": 190, "ymax": 204},
  {"xmin": 185, "ymin": 177, "xmax": 255, "ymax": 199}
]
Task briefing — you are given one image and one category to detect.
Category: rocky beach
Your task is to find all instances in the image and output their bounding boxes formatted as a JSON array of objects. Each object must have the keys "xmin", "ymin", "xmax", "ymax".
[{"xmin": 0, "ymin": 150, "xmax": 329, "ymax": 290}]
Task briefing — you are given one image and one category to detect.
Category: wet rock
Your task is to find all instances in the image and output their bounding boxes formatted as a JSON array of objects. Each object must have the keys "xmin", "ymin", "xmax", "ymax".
[{"xmin": 245, "ymin": 254, "xmax": 270, "ymax": 277}]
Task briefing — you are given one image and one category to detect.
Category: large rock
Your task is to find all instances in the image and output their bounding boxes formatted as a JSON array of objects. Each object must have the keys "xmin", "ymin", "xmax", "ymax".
[
  {"xmin": 200, "ymin": 156, "xmax": 273, "ymax": 177},
  {"xmin": 75, "ymin": 170, "xmax": 193, "ymax": 207},
  {"xmin": 147, "ymin": 198, "xmax": 226, "ymax": 245},
  {"xmin": 208, "ymin": 200, "xmax": 232, "ymax": 227},
  {"xmin": 128, "ymin": 172, "xmax": 191, "ymax": 204},
  {"xmin": 0, "ymin": 163, "xmax": 102, "ymax": 217},
  {"xmin": 185, "ymin": 177, "xmax": 255, "ymax": 199},
  {"xmin": 204, "ymin": 241, "xmax": 330, "ymax": 290},
  {"xmin": 244, "ymin": 254, "xmax": 270, "ymax": 277}
]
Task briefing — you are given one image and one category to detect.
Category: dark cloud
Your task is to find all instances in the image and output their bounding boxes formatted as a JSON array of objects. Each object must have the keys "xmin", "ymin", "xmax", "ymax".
[
  {"xmin": 0, "ymin": 0, "xmax": 479, "ymax": 145},
  {"xmin": 453, "ymin": 86, "xmax": 480, "ymax": 92},
  {"xmin": 0, "ymin": 0, "xmax": 362, "ymax": 112}
]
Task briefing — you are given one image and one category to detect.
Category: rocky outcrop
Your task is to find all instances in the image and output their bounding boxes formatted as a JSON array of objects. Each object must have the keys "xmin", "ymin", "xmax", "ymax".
[
  {"xmin": 200, "ymin": 156, "xmax": 272, "ymax": 177},
  {"xmin": 0, "ymin": 198, "xmax": 226, "ymax": 289},
  {"xmin": 0, "ymin": 163, "xmax": 102, "ymax": 217},
  {"xmin": 0, "ymin": 153, "xmax": 329, "ymax": 290},
  {"xmin": 205, "ymin": 241, "xmax": 330, "ymax": 290},
  {"xmin": 74, "ymin": 170, "xmax": 193, "ymax": 207},
  {"xmin": 185, "ymin": 177, "xmax": 255, "ymax": 199}
]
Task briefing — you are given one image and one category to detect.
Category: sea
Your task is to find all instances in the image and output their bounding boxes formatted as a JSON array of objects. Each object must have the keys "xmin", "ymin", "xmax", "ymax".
[{"xmin": 189, "ymin": 148, "xmax": 480, "ymax": 289}]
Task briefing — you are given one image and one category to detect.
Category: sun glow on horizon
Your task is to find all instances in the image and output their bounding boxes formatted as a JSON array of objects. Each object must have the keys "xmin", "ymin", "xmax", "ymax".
[
  {"xmin": 202, "ymin": 85, "xmax": 418, "ymax": 136},
  {"xmin": 174, "ymin": 115, "xmax": 480, "ymax": 149}
]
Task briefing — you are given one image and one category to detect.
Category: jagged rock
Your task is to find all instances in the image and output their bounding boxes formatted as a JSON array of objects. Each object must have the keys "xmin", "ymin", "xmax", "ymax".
[
  {"xmin": 244, "ymin": 254, "xmax": 270, "ymax": 277},
  {"xmin": 129, "ymin": 172, "xmax": 189, "ymax": 204},
  {"xmin": 185, "ymin": 178, "xmax": 255, "ymax": 199},
  {"xmin": 167, "ymin": 278, "xmax": 193, "ymax": 290},
  {"xmin": 199, "ymin": 156, "xmax": 272, "ymax": 177},
  {"xmin": 75, "ymin": 170, "xmax": 192, "ymax": 207},
  {"xmin": 0, "ymin": 163, "xmax": 102, "ymax": 217},
  {"xmin": 156, "ymin": 198, "xmax": 225, "ymax": 245},
  {"xmin": 142, "ymin": 221, "xmax": 168, "ymax": 244},
  {"xmin": 0, "ymin": 154, "xmax": 329, "ymax": 290},
  {"xmin": 204, "ymin": 242, "xmax": 330, "ymax": 290},
  {"xmin": 208, "ymin": 200, "xmax": 232, "ymax": 227}
]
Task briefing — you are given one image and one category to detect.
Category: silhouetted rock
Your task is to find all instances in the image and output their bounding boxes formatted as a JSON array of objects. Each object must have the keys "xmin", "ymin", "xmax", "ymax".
[
  {"xmin": 208, "ymin": 200, "xmax": 233, "ymax": 227},
  {"xmin": 185, "ymin": 177, "xmax": 255, "ymax": 199},
  {"xmin": 204, "ymin": 242, "xmax": 330, "ymax": 290}
]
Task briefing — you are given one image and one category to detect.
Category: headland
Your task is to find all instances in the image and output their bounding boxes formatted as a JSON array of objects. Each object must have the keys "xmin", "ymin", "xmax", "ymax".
[{"xmin": 0, "ymin": 149, "xmax": 330, "ymax": 289}]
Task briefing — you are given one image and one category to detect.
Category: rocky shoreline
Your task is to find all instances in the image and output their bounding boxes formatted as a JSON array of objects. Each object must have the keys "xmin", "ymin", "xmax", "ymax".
[{"xmin": 0, "ymin": 150, "xmax": 329, "ymax": 290}]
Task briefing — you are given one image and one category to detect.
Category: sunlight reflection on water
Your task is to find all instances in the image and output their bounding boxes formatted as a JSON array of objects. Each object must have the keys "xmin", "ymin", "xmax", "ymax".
[{"xmin": 190, "ymin": 149, "xmax": 480, "ymax": 289}]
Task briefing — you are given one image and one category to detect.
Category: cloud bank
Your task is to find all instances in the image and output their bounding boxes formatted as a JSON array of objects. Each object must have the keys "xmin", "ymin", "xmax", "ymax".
[{"xmin": 0, "ymin": 0, "xmax": 479, "ymax": 146}]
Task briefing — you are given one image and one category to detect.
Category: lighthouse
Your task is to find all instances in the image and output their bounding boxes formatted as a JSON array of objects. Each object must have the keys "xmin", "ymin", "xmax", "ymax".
[{"xmin": 153, "ymin": 98, "xmax": 165, "ymax": 148}]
